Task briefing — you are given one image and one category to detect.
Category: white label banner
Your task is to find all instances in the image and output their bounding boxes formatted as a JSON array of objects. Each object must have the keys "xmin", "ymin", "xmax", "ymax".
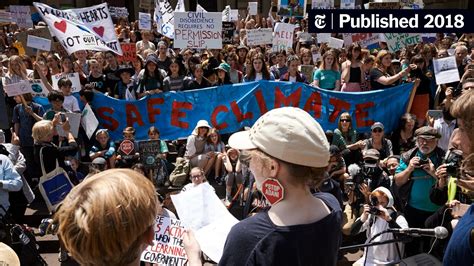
[
  {"xmin": 174, "ymin": 12, "xmax": 222, "ymax": 49},
  {"xmin": 27, "ymin": 35, "xmax": 52, "ymax": 51},
  {"xmin": 247, "ymin": 28, "xmax": 273, "ymax": 46}
]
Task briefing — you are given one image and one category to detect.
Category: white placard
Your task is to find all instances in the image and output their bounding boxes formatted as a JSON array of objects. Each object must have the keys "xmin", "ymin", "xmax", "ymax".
[
  {"xmin": 27, "ymin": 35, "xmax": 52, "ymax": 51},
  {"xmin": 230, "ymin": 10, "xmax": 238, "ymax": 22},
  {"xmin": 154, "ymin": 0, "xmax": 176, "ymax": 39},
  {"xmin": 317, "ymin": 33, "xmax": 331, "ymax": 43},
  {"xmin": 56, "ymin": 113, "xmax": 81, "ymax": 138},
  {"xmin": 139, "ymin": 12, "xmax": 152, "ymax": 30},
  {"xmin": 298, "ymin": 32, "xmax": 313, "ymax": 43},
  {"xmin": 174, "ymin": 12, "xmax": 223, "ymax": 49},
  {"xmin": 3, "ymin": 80, "xmax": 33, "ymax": 97},
  {"xmin": 171, "ymin": 182, "xmax": 238, "ymax": 263},
  {"xmin": 312, "ymin": 52, "xmax": 321, "ymax": 63},
  {"xmin": 383, "ymin": 33, "xmax": 422, "ymax": 52},
  {"xmin": 433, "ymin": 56, "xmax": 460, "ymax": 85},
  {"xmin": 34, "ymin": 3, "xmax": 122, "ymax": 55},
  {"xmin": 272, "ymin": 22, "xmax": 295, "ymax": 52},
  {"xmin": 328, "ymin": 37, "xmax": 344, "ymax": 48},
  {"xmin": 10, "ymin": 5, "xmax": 33, "ymax": 29},
  {"xmin": 52, "ymin": 73, "xmax": 82, "ymax": 93},
  {"xmin": 340, "ymin": 0, "xmax": 355, "ymax": 9},
  {"xmin": 30, "ymin": 79, "xmax": 49, "ymax": 98},
  {"xmin": 312, "ymin": 0, "xmax": 334, "ymax": 9},
  {"xmin": 81, "ymin": 104, "xmax": 99, "ymax": 140},
  {"xmin": 0, "ymin": 10, "xmax": 12, "ymax": 23},
  {"xmin": 248, "ymin": 2, "xmax": 258, "ymax": 16},
  {"xmin": 247, "ymin": 28, "xmax": 273, "ymax": 46}
]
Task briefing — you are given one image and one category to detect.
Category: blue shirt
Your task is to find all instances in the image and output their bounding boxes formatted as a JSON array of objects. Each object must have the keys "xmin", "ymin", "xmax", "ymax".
[
  {"xmin": 313, "ymin": 69, "xmax": 341, "ymax": 90},
  {"xmin": 12, "ymin": 102, "xmax": 45, "ymax": 147},
  {"xmin": 0, "ymin": 154, "xmax": 23, "ymax": 215},
  {"xmin": 443, "ymin": 205, "xmax": 474, "ymax": 265},
  {"xmin": 395, "ymin": 150, "xmax": 442, "ymax": 212}
]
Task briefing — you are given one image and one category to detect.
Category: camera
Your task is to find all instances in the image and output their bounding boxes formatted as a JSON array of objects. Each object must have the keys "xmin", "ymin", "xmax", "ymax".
[
  {"xmin": 444, "ymin": 149, "xmax": 463, "ymax": 177},
  {"xmin": 369, "ymin": 197, "xmax": 382, "ymax": 216},
  {"xmin": 418, "ymin": 158, "xmax": 429, "ymax": 167},
  {"xmin": 452, "ymin": 85, "xmax": 463, "ymax": 98}
]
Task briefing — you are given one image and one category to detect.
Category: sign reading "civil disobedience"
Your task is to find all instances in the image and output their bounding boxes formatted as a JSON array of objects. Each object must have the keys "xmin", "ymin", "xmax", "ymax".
[{"xmin": 308, "ymin": 9, "xmax": 474, "ymax": 33}]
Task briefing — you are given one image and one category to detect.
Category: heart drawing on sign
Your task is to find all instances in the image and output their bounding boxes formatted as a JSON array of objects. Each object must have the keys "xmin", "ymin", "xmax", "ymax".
[
  {"xmin": 93, "ymin": 26, "xmax": 105, "ymax": 37},
  {"xmin": 54, "ymin": 20, "xmax": 67, "ymax": 33}
]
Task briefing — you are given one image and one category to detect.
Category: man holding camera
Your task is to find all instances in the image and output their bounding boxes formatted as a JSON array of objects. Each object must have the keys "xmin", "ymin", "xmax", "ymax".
[{"xmin": 394, "ymin": 126, "xmax": 445, "ymax": 255}]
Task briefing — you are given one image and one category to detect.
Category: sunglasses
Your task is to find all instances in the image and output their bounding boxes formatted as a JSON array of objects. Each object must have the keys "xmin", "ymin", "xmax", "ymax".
[
  {"xmin": 340, "ymin": 119, "xmax": 351, "ymax": 123},
  {"xmin": 372, "ymin": 128, "xmax": 383, "ymax": 133}
]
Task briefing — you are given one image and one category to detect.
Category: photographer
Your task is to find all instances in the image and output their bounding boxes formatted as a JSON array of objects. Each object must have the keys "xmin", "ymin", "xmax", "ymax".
[{"xmin": 353, "ymin": 187, "xmax": 408, "ymax": 266}]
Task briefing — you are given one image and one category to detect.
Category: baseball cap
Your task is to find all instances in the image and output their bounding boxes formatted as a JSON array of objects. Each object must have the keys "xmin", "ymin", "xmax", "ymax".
[
  {"xmin": 371, "ymin": 122, "xmax": 384, "ymax": 131},
  {"xmin": 415, "ymin": 126, "xmax": 441, "ymax": 139},
  {"xmin": 228, "ymin": 107, "xmax": 330, "ymax": 168},
  {"xmin": 363, "ymin": 149, "xmax": 380, "ymax": 160}
]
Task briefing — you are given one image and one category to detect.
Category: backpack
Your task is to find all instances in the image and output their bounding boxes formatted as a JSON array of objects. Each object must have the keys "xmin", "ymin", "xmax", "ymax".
[{"xmin": 169, "ymin": 157, "xmax": 190, "ymax": 187}]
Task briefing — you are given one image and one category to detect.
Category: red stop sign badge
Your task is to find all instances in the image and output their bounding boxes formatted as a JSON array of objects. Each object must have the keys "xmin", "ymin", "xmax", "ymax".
[
  {"xmin": 120, "ymin": 140, "xmax": 134, "ymax": 155},
  {"xmin": 261, "ymin": 178, "xmax": 285, "ymax": 205}
]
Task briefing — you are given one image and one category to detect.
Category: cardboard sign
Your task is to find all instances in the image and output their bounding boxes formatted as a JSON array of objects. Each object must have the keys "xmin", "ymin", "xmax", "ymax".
[
  {"xmin": 317, "ymin": 33, "xmax": 330, "ymax": 43},
  {"xmin": 272, "ymin": 23, "xmax": 295, "ymax": 52},
  {"xmin": 312, "ymin": 0, "xmax": 334, "ymax": 9},
  {"xmin": 34, "ymin": 2, "xmax": 122, "ymax": 55},
  {"xmin": 30, "ymin": 79, "xmax": 49, "ymax": 98},
  {"xmin": 328, "ymin": 37, "xmax": 344, "ymax": 48},
  {"xmin": 56, "ymin": 113, "xmax": 82, "ymax": 138},
  {"xmin": 384, "ymin": 33, "xmax": 421, "ymax": 52},
  {"xmin": 27, "ymin": 35, "xmax": 52, "ymax": 51},
  {"xmin": 229, "ymin": 10, "xmax": 238, "ymax": 21},
  {"xmin": 247, "ymin": 28, "xmax": 273, "ymax": 46},
  {"xmin": 278, "ymin": 0, "xmax": 306, "ymax": 17},
  {"xmin": 222, "ymin": 22, "xmax": 235, "ymax": 45},
  {"xmin": 433, "ymin": 56, "xmax": 460, "ymax": 85},
  {"xmin": 369, "ymin": 2, "xmax": 400, "ymax": 9},
  {"xmin": 174, "ymin": 12, "xmax": 223, "ymax": 49},
  {"xmin": 52, "ymin": 73, "xmax": 82, "ymax": 93},
  {"xmin": 10, "ymin": 5, "xmax": 33, "ymax": 28},
  {"xmin": 16, "ymin": 28, "xmax": 53, "ymax": 56},
  {"xmin": 3, "ymin": 80, "xmax": 33, "ymax": 97},
  {"xmin": 118, "ymin": 139, "xmax": 136, "ymax": 158},
  {"xmin": 139, "ymin": 12, "xmax": 152, "ymax": 30},
  {"xmin": 141, "ymin": 216, "xmax": 188, "ymax": 265},
  {"xmin": 117, "ymin": 43, "xmax": 137, "ymax": 65},
  {"xmin": 340, "ymin": 0, "xmax": 355, "ymax": 9},
  {"xmin": 248, "ymin": 2, "xmax": 258, "ymax": 16},
  {"xmin": 109, "ymin": 7, "xmax": 129, "ymax": 19},
  {"xmin": 81, "ymin": 104, "xmax": 99, "ymax": 140},
  {"xmin": 300, "ymin": 65, "xmax": 315, "ymax": 83},
  {"xmin": 139, "ymin": 140, "xmax": 162, "ymax": 169}
]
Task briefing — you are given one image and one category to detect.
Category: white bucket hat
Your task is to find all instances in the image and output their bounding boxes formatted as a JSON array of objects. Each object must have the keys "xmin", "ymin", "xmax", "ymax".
[
  {"xmin": 228, "ymin": 107, "xmax": 330, "ymax": 168},
  {"xmin": 192, "ymin": 120, "xmax": 211, "ymax": 135}
]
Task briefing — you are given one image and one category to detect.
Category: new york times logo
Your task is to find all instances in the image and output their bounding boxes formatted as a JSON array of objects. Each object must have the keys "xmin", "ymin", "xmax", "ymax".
[{"xmin": 308, "ymin": 10, "xmax": 473, "ymax": 33}]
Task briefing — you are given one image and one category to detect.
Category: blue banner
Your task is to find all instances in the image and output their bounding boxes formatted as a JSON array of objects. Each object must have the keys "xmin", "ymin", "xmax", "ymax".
[{"xmin": 90, "ymin": 81, "xmax": 414, "ymax": 141}]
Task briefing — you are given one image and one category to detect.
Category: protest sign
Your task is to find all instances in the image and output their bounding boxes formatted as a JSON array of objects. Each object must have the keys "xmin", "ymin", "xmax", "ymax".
[
  {"xmin": 342, "ymin": 33, "xmax": 381, "ymax": 48},
  {"xmin": 432, "ymin": 56, "xmax": 460, "ymax": 85},
  {"xmin": 312, "ymin": 53, "xmax": 321, "ymax": 64},
  {"xmin": 16, "ymin": 28, "xmax": 53, "ymax": 56},
  {"xmin": 30, "ymin": 79, "xmax": 49, "ymax": 98},
  {"xmin": 196, "ymin": 4, "xmax": 207, "ymax": 12},
  {"xmin": 272, "ymin": 23, "xmax": 295, "ymax": 52},
  {"xmin": 27, "ymin": 35, "xmax": 52, "ymax": 51},
  {"xmin": 222, "ymin": 5, "xmax": 231, "ymax": 22},
  {"xmin": 341, "ymin": 0, "xmax": 355, "ymax": 9},
  {"xmin": 247, "ymin": 28, "xmax": 273, "ymax": 46},
  {"xmin": 52, "ymin": 73, "xmax": 82, "ymax": 93},
  {"xmin": 328, "ymin": 37, "xmax": 344, "ymax": 48},
  {"xmin": 369, "ymin": 2, "xmax": 400, "ymax": 9},
  {"xmin": 117, "ymin": 43, "xmax": 137, "ymax": 65},
  {"xmin": 229, "ymin": 10, "xmax": 238, "ymax": 21},
  {"xmin": 56, "ymin": 113, "xmax": 81, "ymax": 138},
  {"xmin": 317, "ymin": 33, "xmax": 330, "ymax": 43},
  {"xmin": 222, "ymin": 22, "xmax": 235, "ymax": 45},
  {"xmin": 248, "ymin": 2, "xmax": 258, "ymax": 16},
  {"xmin": 172, "ymin": 182, "xmax": 238, "ymax": 263},
  {"xmin": 109, "ymin": 7, "xmax": 129, "ymax": 19},
  {"xmin": 141, "ymin": 216, "xmax": 188, "ymax": 265},
  {"xmin": 139, "ymin": 0, "xmax": 153, "ymax": 10},
  {"xmin": 312, "ymin": 0, "xmax": 334, "ymax": 9},
  {"xmin": 383, "ymin": 33, "xmax": 421, "ymax": 52},
  {"xmin": 154, "ymin": 0, "xmax": 174, "ymax": 39},
  {"xmin": 117, "ymin": 139, "xmax": 136, "ymax": 160},
  {"xmin": 300, "ymin": 65, "xmax": 315, "ymax": 83},
  {"xmin": 86, "ymin": 81, "xmax": 414, "ymax": 141},
  {"xmin": 9, "ymin": 5, "xmax": 33, "ymax": 28},
  {"xmin": 138, "ymin": 140, "xmax": 162, "ymax": 169},
  {"xmin": 139, "ymin": 12, "xmax": 152, "ymax": 30},
  {"xmin": 81, "ymin": 104, "xmax": 99, "ymax": 139},
  {"xmin": 421, "ymin": 33, "xmax": 437, "ymax": 43},
  {"xmin": 0, "ymin": 11, "xmax": 12, "ymax": 23},
  {"xmin": 278, "ymin": 0, "xmax": 306, "ymax": 17},
  {"xmin": 174, "ymin": 12, "xmax": 222, "ymax": 49},
  {"xmin": 3, "ymin": 81, "xmax": 33, "ymax": 97},
  {"xmin": 34, "ymin": 2, "xmax": 122, "ymax": 56}
]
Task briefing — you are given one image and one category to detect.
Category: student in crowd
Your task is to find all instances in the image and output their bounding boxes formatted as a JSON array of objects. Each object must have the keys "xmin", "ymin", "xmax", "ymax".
[
  {"xmin": 184, "ymin": 64, "xmax": 212, "ymax": 90},
  {"xmin": 215, "ymin": 63, "xmax": 233, "ymax": 86},
  {"xmin": 280, "ymin": 55, "xmax": 307, "ymax": 83},
  {"xmin": 89, "ymin": 129, "xmax": 116, "ymax": 169},
  {"xmin": 137, "ymin": 54, "xmax": 165, "ymax": 98},
  {"xmin": 312, "ymin": 51, "xmax": 341, "ymax": 90},
  {"xmin": 363, "ymin": 122, "xmax": 393, "ymax": 161},
  {"xmin": 226, "ymin": 52, "xmax": 243, "ymax": 84},
  {"xmin": 163, "ymin": 58, "xmax": 186, "ymax": 92},
  {"xmin": 181, "ymin": 167, "xmax": 212, "ymax": 193},
  {"xmin": 146, "ymin": 126, "xmax": 169, "ymax": 187},
  {"xmin": 370, "ymin": 50, "xmax": 412, "ymax": 90},
  {"xmin": 185, "ymin": 120, "xmax": 211, "ymax": 169},
  {"xmin": 114, "ymin": 66, "xmax": 137, "ymax": 100},
  {"xmin": 204, "ymin": 128, "xmax": 226, "ymax": 183},
  {"xmin": 269, "ymin": 50, "xmax": 288, "ymax": 79},
  {"xmin": 57, "ymin": 78, "xmax": 80, "ymax": 112},
  {"xmin": 223, "ymin": 148, "xmax": 243, "ymax": 207},
  {"xmin": 390, "ymin": 113, "xmax": 418, "ymax": 155},
  {"xmin": 332, "ymin": 112, "xmax": 365, "ymax": 165},
  {"xmin": 243, "ymin": 53, "xmax": 275, "ymax": 82},
  {"xmin": 341, "ymin": 43, "xmax": 363, "ymax": 92},
  {"xmin": 86, "ymin": 59, "xmax": 109, "ymax": 94}
]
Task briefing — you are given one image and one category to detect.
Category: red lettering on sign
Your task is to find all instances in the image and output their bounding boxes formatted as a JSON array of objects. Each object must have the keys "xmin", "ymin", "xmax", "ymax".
[
  {"xmin": 230, "ymin": 101, "xmax": 253, "ymax": 123},
  {"xmin": 355, "ymin": 102, "xmax": 375, "ymax": 128},
  {"xmin": 274, "ymin": 87, "xmax": 302, "ymax": 108},
  {"xmin": 147, "ymin": 97, "xmax": 164, "ymax": 123},
  {"xmin": 96, "ymin": 107, "xmax": 119, "ymax": 131},
  {"xmin": 329, "ymin": 98, "xmax": 351, "ymax": 123},
  {"xmin": 254, "ymin": 90, "xmax": 268, "ymax": 115},
  {"xmin": 171, "ymin": 101, "xmax": 192, "ymax": 129},
  {"xmin": 211, "ymin": 105, "xmax": 229, "ymax": 130},
  {"xmin": 303, "ymin": 91, "xmax": 322, "ymax": 119},
  {"xmin": 126, "ymin": 104, "xmax": 144, "ymax": 127}
]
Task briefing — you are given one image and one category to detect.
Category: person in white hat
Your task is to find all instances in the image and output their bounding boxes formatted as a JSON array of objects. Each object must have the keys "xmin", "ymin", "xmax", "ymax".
[
  {"xmin": 183, "ymin": 107, "xmax": 342, "ymax": 266},
  {"xmin": 185, "ymin": 120, "xmax": 212, "ymax": 170}
]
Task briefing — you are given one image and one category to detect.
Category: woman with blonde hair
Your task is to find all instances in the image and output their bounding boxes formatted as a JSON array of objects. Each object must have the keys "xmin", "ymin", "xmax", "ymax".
[
  {"xmin": 312, "ymin": 51, "xmax": 341, "ymax": 90},
  {"xmin": 54, "ymin": 169, "xmax": 159, "ymax": 266},
  {"xmin": 370, "ymin": 50, "xmax": 413, "ymax": 90}
]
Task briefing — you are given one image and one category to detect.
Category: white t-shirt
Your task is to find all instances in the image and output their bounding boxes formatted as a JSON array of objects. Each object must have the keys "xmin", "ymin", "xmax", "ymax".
[
  {"xmin": 255, "ymin": 73, "xmax": 263, "ymax": 81},
  {"xmin": 63, "ymin": 95, "xmax": 80, "ymax": 112}
]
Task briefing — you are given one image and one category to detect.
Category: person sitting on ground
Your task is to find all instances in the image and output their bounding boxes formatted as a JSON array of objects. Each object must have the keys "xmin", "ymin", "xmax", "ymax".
[
  {"xmin": 223, "ymin": 148, "xmax": 243, "ymax": 207},
  {"xmin": 185, "ymin": 120, "xmax": 211, "ymax": 169}
]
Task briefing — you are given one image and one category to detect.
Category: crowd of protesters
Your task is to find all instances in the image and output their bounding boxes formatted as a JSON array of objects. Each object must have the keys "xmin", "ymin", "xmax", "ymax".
[{"xmin": 0, "ymin": 5, "xmax": 473, "ymax": 265}]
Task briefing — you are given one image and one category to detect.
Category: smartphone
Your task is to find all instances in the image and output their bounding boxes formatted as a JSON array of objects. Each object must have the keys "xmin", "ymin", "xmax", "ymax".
[
  {"xmin": 452, "ymin": 203, "xmax": 470, "ymax": 218},
  {"xmin": 427, "ymin": 110, "xmax": 443, "ymax": 120},
  {"xmin": 60, "ymin": 113, "xmax": 67, "ymax": 123}
]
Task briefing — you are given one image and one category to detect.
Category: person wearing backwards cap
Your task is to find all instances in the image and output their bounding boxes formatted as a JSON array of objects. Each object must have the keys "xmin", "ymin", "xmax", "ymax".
[
  {"xmin": 394, "ymin": 126, "xmax": 445, "ymax": 256},
  {"xmin": 183, "ymin": 107, "xmax": 342, "ymax": 266}
]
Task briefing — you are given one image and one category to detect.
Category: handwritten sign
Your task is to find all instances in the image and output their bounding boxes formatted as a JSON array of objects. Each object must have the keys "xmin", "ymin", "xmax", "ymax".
[
  {"xmin": 317, "ymin": 33, "xmax": 331, "ymax": 43},
  {"xmin": 340, "ymin": 0, "xmax": 355, "ymax": 9},
  {"xmin": 9, "ymin": 5, "xmax": 33, "ymax": 28},
  {"xmin": 16, "ymin": 28, "xmax": 53, "ymax": 56},
  {"xmin": 117, "ymin": 43, "xmax": 137, "ymax": 65},
  {"xmin": 328, "ymin": 37, "xmax": 344, "ymax": 48},
  {"xmin": 312, "ymin": 0, "xmax": 334, "ymax": 9},
  {"xmin": 272, "ymin": 23, "xmax": 295, "ymax": 52},
  {"xmin": 0, "ymin": 10, "xmax": 12, "ymax": 23},
  {"xmin": 384, "ymin": 33, "xmax": 421, "ymax": 52},
  {"xmin": 3, "ymin": 80, "xmax": 33, "ymax": 97},
  {"xmin": 154, "ymin": 0, "xmax": 175, "ymax": 39},
  {"xmin": 222, "ymin": 22, "xmax": 235, "ymax": 45},
  {"xmin": 56, "ymin": 113, "xmax": 82, "ymax": 138},
  {"xmin": 30, "ymin": 79, "xmax": 49, "ymax": 98},
  {"xmin": 174, "ymin": 12, "xmax": 222, "ymax": 49},
  {"xmin": 139, "ymin": 12, "xmax": 152, "ymax": 30},
  {"xmin": 247, "ymin": 28, "xmax": 273, "ymax": 46},
  {"xmin": 139, "ymin": 140, "xmax": 162, "ymax": 169},
  {"xmin": 109, "ymin": 7, "xmax": 129, "ymax": 19},
  {"xmin": 248, "ymin": 2, "xmax": 258, "ymax": 16},
  {"xmin": 52, "ymin": 73, "xmax": 82, "ymax": 93},
  {"xmin": 433, "ymin": 56, "xmax": 460, "ymax": 85},
  {"xmin": 229, "ymin": 10, "xmax": 238, "ymax": 21},
  {"xmin": 27, "ymin": 35, "xmax": 52, "ymax": 51},
  {"xmin": 81, "ymin": 104, "xmax": 99, "ymax": 139},
  {"xmin": 141, "ymin": 216, "xmax": 188, "ymax": 265},
  {"xmin": 343, "ymin": 33, "xmax": 382, "ymax": 48},
  {"xmin": 369, "ymin": 2, "xmax": 400, "ymax": 9}
]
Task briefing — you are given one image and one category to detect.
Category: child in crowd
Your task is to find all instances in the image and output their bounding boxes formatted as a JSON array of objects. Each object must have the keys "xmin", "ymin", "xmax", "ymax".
[
  {"xmin": 115, "ymin": 127, "xmax": 140, "ymax": 168},
  {"xmin": 43, "ymin": 90, "xmax": 68, "ymax": 120},
  {"xmin": 223, "ymin": 148, "xmax": 243, "ymax": 207},
  {"xmin": 58, "ymin": 77, "xmax": 80, "ymax": 112},
  {"xmin": 114, "ymin": 66, "xmax": 137, "ymax": 100},
  {"xmin": 86, "ymin": 59, "xmax": 109, "ymax": 94},
  {"xmin": 89, "ymin": 129, "xmax": 116, "ymax": 169},
  {"xmin": 146, "ymin": 126, "xmax": 169, "ymax": 186}
]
